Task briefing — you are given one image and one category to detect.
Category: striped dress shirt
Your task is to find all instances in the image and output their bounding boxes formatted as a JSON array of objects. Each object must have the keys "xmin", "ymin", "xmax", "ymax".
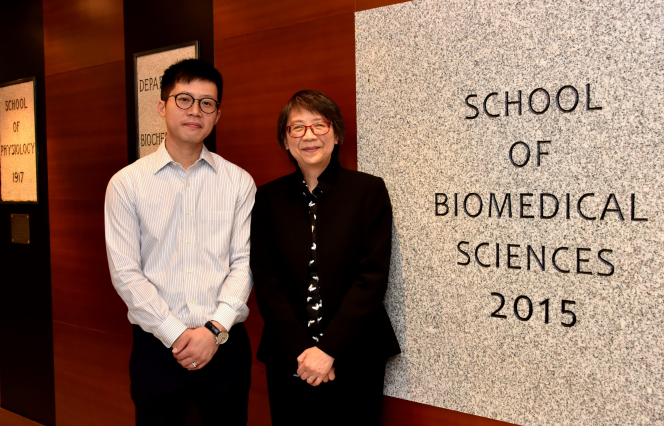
[{"xmin": 104, "ymin": 143, "xmax": 256, "ymax": 348}]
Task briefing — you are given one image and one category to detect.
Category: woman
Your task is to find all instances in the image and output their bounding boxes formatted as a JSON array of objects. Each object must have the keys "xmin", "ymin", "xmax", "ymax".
[{"xmin": 250, "ymin": 90, "xmax": 401, "ymax": 426}]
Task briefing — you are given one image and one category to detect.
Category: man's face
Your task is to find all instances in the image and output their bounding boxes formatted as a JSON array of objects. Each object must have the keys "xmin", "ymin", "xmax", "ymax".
[{"xmin": 157, "ymin": 79, "xmax": 221, "ymax": 146}]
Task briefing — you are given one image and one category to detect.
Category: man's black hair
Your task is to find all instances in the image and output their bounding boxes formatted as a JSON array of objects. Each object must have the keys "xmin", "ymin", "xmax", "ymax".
[{"xmin": 160, "ymin": 59, "xmax": 223, "ymax": 102}]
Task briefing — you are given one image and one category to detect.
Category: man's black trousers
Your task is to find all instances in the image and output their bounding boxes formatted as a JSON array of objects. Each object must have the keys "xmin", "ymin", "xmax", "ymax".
[{"xmin": 130, "ymin": 324, "xmax": 251, "ymax": 426}]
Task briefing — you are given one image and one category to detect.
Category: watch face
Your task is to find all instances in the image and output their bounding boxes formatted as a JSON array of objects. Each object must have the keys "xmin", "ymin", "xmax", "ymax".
[{"xmin": 216, "ymin": 331, "xmax": 229, "ymax": 345}]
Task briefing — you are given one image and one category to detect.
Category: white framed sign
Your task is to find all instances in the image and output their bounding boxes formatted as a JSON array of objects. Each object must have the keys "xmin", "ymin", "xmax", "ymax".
[
  {"xmin": 134, "ymin": 41, "xmax": 198, "ymax": 159},
  {"xmin": 0, "ymin": 77, "xmax": 38, "ymax": 203}
]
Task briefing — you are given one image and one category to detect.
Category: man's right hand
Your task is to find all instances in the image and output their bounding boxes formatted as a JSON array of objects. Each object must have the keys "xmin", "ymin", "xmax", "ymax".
[
  {"xmin": 172, "ymin": 328, "xmax": 219, "ymax": 370},
  {"xmin": 171, "ymin": 329, "xmax": 194, "ymax": 356}
]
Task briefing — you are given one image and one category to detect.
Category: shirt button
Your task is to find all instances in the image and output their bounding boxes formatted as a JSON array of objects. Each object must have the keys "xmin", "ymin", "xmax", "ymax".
[
  {"xmin": 188, "ymin": 269, "xmax": 192, "ymax": 274},
  {"xmin": 190, "ymin": 299, "xmax": 195, "ymax": 303},
  {"xmin": 187, "ymin": 240, "xmax": 191, "ymax": 244},
  {"xmin": 187, "ymin": 183, "xmax": 190, "ymax": 187},
  {"xmin": 186, "ymin": 211, "xmax": 190, "ymax": 216}
]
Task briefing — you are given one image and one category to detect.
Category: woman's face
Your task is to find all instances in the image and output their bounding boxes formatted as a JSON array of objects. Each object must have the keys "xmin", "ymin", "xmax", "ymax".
[{"xmin": 284, "ymin": 109, "xmax": 338, "ymax": 171}]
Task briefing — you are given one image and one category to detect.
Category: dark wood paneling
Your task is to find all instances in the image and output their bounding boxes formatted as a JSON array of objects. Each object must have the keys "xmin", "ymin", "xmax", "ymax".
[
  {"xmin": 0, "ymin": 409, "xmax": 43, "ymax": 426},
  {"xmin": 215, "ymin": 13, "xmax": 357, "ymax": 187},
  {"xmin": 244, "ymin": 291, "xmax": 264, "ymax": 364},
  {"xmin": 214, "ymin": 0, "xmax": 353, "ymax": 41},
  {"xmin": 0, "ymin": 1, "xmax": 55, "ymax": 424},
  {"xmin": 0, "ymin": 324, "xmax": 55, "ymax": 424},
  {"xmin": 46, "ymin": 60, "xmax": 130, "ymax": 338},
  {"xmin": 43, "ymin": 0, "xmax": 124, "ymax": 76},
  {"xmin": 248, "ymin": 366, "xmax": 271, "ymax": 426},
  {"xmin": 53, "ymin": 322, "xmax": 133, "ymax": 426},
  {"xmin": 356, "ymin": 0, "xmax": 412, "ymax": 12},
  {"xmin": 238, "ymin": 291, "xmax": 268, "ymax": 424},
  {"xmin": 382, "ymin": 396, "xmax": 517, "ymax": 426}
]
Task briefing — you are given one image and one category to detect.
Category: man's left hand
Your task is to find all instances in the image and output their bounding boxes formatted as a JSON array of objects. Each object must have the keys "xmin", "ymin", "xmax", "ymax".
[{"xmin": 172, "ymin": 322, "xmax": 225, "ymax": 370}]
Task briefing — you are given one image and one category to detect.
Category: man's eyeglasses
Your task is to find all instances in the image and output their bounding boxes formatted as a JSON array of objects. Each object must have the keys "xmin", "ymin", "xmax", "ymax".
[
  {"xmin": 285, "ymin": 122, "xmax": 332, "ymax": 138},
  {"xmin": 169, "ymin": 93, "xmax": 219, "ymax": 114}
]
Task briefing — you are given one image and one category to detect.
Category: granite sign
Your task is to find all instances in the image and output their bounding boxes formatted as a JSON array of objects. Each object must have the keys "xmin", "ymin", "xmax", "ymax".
[{"xmin": 356, "ymin": 1, "xmax": 663, "ymax": 425}]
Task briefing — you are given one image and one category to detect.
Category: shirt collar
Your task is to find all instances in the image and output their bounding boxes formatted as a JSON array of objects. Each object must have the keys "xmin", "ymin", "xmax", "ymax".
[
  {"xmin": 152, "ymin": 141, "xmax": 218, "ymax": 174},
  {"xmin": 199, "ymin": 144, "xmax": 218, "ymax": 173},
  {"xmin": 294, "ymin": 156, "xmax": 341, "ymax": 192}
]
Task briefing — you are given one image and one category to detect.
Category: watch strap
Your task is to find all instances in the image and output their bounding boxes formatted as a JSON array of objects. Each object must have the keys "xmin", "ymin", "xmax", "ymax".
[
  {"xmin": 205, "ymin": 321, "xmax": 220, "ymax": 337},
  {"xmin": 205, "ymin": 321, "xmax": 229, "ymax": 345}
]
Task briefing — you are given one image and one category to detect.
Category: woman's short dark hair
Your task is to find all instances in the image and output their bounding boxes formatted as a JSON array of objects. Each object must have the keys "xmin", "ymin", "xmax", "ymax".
[
  {"xmin": 161, "ymin": 59, "xmax": 223, "ymax": 102},
  {"xmin": 277, "ymin": 90, "xmax": 345, "ymax": 155}
]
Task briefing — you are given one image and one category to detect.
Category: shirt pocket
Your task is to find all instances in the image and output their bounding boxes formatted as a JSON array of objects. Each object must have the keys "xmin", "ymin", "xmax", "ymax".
[{"xmin": 201, "ymin": 210, "xmax": 234, "ymax": 257}]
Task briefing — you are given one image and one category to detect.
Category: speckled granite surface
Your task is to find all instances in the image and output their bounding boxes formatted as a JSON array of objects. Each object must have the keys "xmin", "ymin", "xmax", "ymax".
[{"xmin": 357, "ymin": 1, "xmax": 664, "ymax": 425}]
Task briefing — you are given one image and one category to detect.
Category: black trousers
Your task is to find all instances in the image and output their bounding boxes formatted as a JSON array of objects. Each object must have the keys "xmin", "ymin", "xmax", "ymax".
[
  {"xmin": 265, "ymin": 359, "xmax": 386, "ymax": 426},
  {"xmin": 130, "ymin": 324, "xmax": 251, "ymax": 426}
]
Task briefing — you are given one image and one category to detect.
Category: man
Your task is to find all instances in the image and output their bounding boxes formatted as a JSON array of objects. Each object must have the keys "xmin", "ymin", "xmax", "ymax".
[{"xmin": 104, "ymin": 59, "xmax": 255, "ymax": 425}]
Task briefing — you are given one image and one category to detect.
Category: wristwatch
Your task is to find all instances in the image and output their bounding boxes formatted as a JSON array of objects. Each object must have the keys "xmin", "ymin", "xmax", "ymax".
[{"xmin": 205, "ymin": 321, "xmax": 229, "ymax": 345}]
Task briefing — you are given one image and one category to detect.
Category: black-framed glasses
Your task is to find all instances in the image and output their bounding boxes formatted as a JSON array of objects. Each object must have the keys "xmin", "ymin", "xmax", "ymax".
[
  {"xmin": 169, "ymin": 93, "xmax": 219, "ymax": 114},
  {"xmin": 285, "ymin": 121, "xmax": 332, "ymax": 138}
]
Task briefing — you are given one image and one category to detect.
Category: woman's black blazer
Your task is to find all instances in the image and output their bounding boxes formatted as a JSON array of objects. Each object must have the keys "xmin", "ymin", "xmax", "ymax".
[{"xmin": 250, "ymin": 160, "xmax": 401, "ymax": 368}]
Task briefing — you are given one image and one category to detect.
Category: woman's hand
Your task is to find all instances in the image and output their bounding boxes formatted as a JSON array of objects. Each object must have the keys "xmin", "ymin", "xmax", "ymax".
[
  {"xmin": 322, "ymin": 366, "xmax": 336, "ymax": 383},
  {"xmin": 297, "ymin": 347, "xmax": 335, "ymax": 387}
]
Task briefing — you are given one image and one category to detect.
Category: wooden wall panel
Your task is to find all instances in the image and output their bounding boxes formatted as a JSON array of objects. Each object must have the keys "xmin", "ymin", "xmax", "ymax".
[
  {"xmin": 46, "ymin": 60, "xmax": 130, "ymax": 338},
  {"xmin": 1, "ymin": 2, "xmax": 55, "ymax": 423},
  {"xmin": 214, "ymin": 0, "xmax": 353, "ymax": 41},
  {"xmin": 247, "ymin": 366, "xmax": 271, "ymax": 426},
  {"xmin": 43, "ymin": 0, "xmax": 124, "ymax": 76},
  {"xmin": 356, "ymin": 0, "xmax": 412, "ymax": 12},
  {"xmin": 244, "ymin": 292, "xmax": 264, "ymax": 364},
  {"xmin": 53, "ymin": 322, "xmax": 133, "ymax": 426},
  {"xmin": 215, "ymin": 13, "xmax": 357, "ymax": 187},
  {"xmin": 382, "ymin": 396, "xmax": 517, "ymax": 426},
  {"xmin": 0, "ymin": 409, "xmax": 43, "ymax": 426}
]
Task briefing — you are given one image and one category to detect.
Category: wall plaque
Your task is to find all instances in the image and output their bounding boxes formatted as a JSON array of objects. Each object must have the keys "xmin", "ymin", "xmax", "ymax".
[
  {"xmin": 0, "ymin": 78, "xmax": 38, "ymax": 203},
  {"xmin": 11, "ymin": 214, "xmax": 30, "ymax": 244},
  {"xmin": 134, "ymin": 41, "xmax": 198, "ymax": 159},
  {"xmin": 356, "ymin": 1, "xmax": 662, "ymax": 425}
]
